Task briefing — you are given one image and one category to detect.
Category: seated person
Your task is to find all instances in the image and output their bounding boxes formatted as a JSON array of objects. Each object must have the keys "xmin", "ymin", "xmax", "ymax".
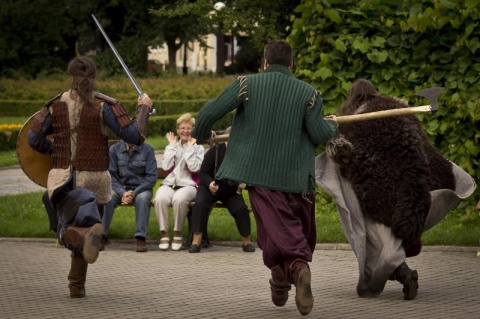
[
  {"xmin": 153, "ymin": 113, "xmax": 204, "ymax": 251},
  {"xmin": 189, "ymin": 127, "xmax": 255, "ymax": 253},
  {"xmin": 101, "ymin": 140, "xmax": 157, "ymax": 252}
]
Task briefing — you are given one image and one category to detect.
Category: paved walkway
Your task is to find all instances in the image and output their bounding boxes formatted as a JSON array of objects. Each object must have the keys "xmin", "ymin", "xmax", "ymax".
[
  {"xmin": 0, "ymin": 239, "xmax": 479, "ymax": 319},
  {"xmin": 1, "ymin": 160, "xmax": 480, "ymax": 318}
]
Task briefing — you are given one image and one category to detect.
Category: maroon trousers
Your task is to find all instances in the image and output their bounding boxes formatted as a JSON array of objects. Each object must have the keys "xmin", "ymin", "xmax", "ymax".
[{"xmin": 248, "ymin": 186, "xmax": 316, "ymax": 270}]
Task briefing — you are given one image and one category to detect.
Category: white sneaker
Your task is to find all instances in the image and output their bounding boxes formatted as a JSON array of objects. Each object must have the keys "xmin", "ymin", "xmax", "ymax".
[
  {"xmin": 171, "ymin": 236, "xmax": 183, "ymax": 251},
  {"xmin": 159, "ymin": 237, "xmax": 170, "ymax": 251}
]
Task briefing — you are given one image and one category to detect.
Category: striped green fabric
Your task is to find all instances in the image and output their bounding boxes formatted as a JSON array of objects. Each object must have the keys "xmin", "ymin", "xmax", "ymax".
[{"xmin": 192, "ymin": 65, "xmax": 338, "ymax": 193}]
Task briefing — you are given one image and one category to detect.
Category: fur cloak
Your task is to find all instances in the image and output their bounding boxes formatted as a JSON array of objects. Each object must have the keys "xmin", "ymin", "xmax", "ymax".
[
  {"xmin": 315, "ymin": 94, "xmax": 476, "ymax": 296},
  {"xmin": 330, "ymin": 95, "xmax": 456, "ymax": 246}
]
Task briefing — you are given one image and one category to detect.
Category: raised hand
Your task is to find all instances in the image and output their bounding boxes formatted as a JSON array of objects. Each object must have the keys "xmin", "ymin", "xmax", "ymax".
[
  {"xmin": 138, "ymin": 94, "xmax": 152, "ymax": 108},
  {"xmin": 187, "ymin": 136, "xmax": 197, "ymax": 146},
  {"xmin": 166, "ymin": 132, "xmax": 177, "ymax": 144}
]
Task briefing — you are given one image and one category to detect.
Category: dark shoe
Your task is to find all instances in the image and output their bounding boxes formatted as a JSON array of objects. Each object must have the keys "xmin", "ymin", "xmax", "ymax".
[
  {"xmin": 188, "ymin": 244, "xmax": 201, "ymax": 253},
  {"xmin": 391, "ymin": 262, "xmax": 419, "ymax": 300},
  {"xmin": 402, "ymin": 270, "xmax": 419, "ymax": 300},
  {"xmin": 242, "ymin": 243, "xmax": 256, "ymax": 252},
  {"xmin": 270, "ymin": 264, "xmax": 291, "ymax": 307},
  {"xmin": 136, "ymin": 237, "xmax": 147, "ymax": 252},
  {"xmin": 201, "ymin": 235, "xmax": 211, "ymax": 248}
]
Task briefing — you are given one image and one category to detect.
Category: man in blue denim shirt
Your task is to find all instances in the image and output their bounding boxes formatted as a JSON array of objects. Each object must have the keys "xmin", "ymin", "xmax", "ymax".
[{"xmin": 102, "ymin": 141, "xmax": 158, "ymax": 252}]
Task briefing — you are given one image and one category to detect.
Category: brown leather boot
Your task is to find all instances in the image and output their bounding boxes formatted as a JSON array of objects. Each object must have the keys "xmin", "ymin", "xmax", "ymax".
[
  {"xmin": 68, "ymin": 254, "xmax": 88, "ymax": 298},
  {"xmin": 136, "ymin": 237, "xmax": 147, "ymax": 252},
  {"xmin": 269, "ymin": 265, "xmax": 291, "ymax": 307},
  {"xmin": 288, "ymin": 260, "xmax": 314, "ymax": 316},
  {"xmin": 63, "ymin": 223, "xmax": 104, "ymax": 264}
]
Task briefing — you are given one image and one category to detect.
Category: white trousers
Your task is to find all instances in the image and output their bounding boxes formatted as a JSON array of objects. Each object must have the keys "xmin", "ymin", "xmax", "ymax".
[{"xmin": 154, "ymin": 185, "xmax": 197, "ymax": 234}]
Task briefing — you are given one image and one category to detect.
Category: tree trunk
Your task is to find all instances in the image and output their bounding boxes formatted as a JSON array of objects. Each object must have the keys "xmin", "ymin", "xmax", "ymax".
[{"xmin": 166, "ymin": 38, "xmax": 178, "ymax": 72}]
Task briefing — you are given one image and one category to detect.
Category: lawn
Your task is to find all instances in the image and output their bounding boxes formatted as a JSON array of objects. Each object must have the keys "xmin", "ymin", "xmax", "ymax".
[{"xmin": 0, "ymin": 188, "xmax": 478, "ymax": 247}]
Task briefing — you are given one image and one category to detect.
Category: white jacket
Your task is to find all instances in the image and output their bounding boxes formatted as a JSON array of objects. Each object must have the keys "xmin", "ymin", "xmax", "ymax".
[{"xmin": 161, "ymin": 142, "xmax": 204, "ymax": 187}]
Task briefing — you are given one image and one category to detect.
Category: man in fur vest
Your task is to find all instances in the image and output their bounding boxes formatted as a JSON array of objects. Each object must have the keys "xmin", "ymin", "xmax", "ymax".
[
  {"xmin": 315, "ymin": 79, "xmax": 476, "ymax": 300},
  {"xmin": 27, "ymin": 56, "xmax": 152, "ymax": 298}
]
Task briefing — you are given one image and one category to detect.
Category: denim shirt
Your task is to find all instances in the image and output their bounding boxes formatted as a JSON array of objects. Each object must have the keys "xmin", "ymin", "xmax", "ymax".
[{"xmin": 109, "ymin": 141, "xmax": 158, "ymax": 196}]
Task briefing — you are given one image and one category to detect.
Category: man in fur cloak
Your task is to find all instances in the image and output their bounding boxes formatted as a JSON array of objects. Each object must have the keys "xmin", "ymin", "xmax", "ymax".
[{"xmin": 315, "ymin": 79, "xmax": 476, "ymax": 300}]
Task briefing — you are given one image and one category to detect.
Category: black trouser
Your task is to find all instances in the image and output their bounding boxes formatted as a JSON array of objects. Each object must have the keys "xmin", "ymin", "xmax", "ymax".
[
  {"xmin": 190, "ymin": 185, "xmax": 251, "ymax": 237},
  {"xmin": 43, "ymin": 191, "xmax": 57, "ymax": 232}
]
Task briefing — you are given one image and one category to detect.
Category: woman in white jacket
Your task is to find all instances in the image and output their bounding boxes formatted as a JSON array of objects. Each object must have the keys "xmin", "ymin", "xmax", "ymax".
[{"xmin": 154, "ymin": 113, "xmax": 204, "ymax": 250}]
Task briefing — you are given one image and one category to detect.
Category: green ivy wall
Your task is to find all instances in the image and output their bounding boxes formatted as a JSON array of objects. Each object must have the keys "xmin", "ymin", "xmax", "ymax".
[{"xmin": 289, "ymin": 0, "xmax": 479, "ymax": 187}]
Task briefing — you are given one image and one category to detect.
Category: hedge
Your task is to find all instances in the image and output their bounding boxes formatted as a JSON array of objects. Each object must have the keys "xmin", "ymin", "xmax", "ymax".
[{"xmin": 0, "ymin": 99, "xmax": 210, "ymax": 117}]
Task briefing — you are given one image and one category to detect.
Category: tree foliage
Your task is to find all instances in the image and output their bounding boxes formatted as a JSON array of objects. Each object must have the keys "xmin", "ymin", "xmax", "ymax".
[
  {"xmin": 0, "ymin": 0, "xmax": 163, "ymax": 78},
  {"xmin": 289, "ymin": 0, "xmax": 480, "ymax": 190},
  {"xmin": 150, "ymin": 0, "xmax": 301, "ymax": 72},
  {"xmin": 0, "ymin": 0, "xmax": 301, "ymax": 77}
]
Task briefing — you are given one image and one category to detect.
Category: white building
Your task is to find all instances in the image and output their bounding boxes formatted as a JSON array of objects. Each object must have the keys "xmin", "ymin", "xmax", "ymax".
[{"xmin": 148, "ymin": 33, "xmax": 237, "ymax": 73}]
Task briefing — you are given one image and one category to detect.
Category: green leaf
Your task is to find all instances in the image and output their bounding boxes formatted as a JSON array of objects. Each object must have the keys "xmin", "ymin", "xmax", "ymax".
[
  {"xmin": 315, "ymin": 67, "xmax": 333, "ymax": 80},
  {"xmin": 465, "ymin": 0, "xmax": 479, "ymax": 9},
  {"xmin": 352, "ymin": 38, "xmax": 370, "ymax": 53},
  {"xmin": 325, "ymin": 9, "xmax": 342, "ymax": 23},
  {"xmin": 334, "ymin": 39, "xmax": 347, "ymax": 52},
  {"xmin": 466, "ymin": 37, "xmax": 480, "ymax": 54},
  {"xmin": 438, "ymin": 0, "xmax": 457, "ymax": 9},
  {"xmin": 371, "ymin": 36, "xmax": 386, "ymax": 47}
]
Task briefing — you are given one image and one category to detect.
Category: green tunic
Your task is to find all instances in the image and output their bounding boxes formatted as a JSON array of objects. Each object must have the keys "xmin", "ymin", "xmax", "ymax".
[{"xmin": 192, "ymin": 65, "xmax": 338, "ymax": 193}]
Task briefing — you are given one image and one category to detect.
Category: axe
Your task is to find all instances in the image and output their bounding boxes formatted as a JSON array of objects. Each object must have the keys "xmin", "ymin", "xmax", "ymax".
[{"xmin": 212, "ymin": 87, "xmax": 444, "ymax": 143}]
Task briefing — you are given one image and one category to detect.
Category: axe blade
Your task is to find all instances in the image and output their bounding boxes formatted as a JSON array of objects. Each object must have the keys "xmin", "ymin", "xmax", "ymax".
[{"xmin": 414, "ymin": 87, "xmax": 445, "ymax": 112}]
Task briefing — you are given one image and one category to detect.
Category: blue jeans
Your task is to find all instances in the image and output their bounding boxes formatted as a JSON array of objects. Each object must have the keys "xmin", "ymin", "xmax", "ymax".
[{"xmin": 102, "ymin": 190, "xmax": 153, "ymax": 239}]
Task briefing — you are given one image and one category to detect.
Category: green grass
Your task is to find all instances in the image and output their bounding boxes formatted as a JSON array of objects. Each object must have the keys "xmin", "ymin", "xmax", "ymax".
[
  {"xmin": 145, "ymin": 135, "xmax": 169, "ymax": 150},
  {"xmin": 0, "ymin": 151, "xmax": 19, "ymax": 167},
  {"xmin": 0, "ymin": 188, "xmax": 478, "ymax": 246},
  {"xmin": 0, "ymin": 117, "xmax": 29, "ymax": 125}
]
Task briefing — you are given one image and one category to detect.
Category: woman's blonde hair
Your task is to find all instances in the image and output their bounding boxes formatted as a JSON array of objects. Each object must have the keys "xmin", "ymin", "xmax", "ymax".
[{"xmin": 176, "ymin": 113, "xmax": 195, "ymax": 127}]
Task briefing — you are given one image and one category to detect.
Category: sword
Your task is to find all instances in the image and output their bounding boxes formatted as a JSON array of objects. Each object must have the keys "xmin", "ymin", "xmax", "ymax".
[{"xmin": 92, "ymin": 14, "xmax": 156, "ymax": 114}]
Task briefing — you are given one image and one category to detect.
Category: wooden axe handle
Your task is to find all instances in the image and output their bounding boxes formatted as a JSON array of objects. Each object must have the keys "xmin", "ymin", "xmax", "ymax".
[
  {"xmin": 336, "ymin": 104, "xmax": 432, "ymax": 123},
  {"xmin": 212, "ymin": 104, "xmax": 432, "ymax": 142},
  {"xmin": 213, "ymin": 134, "xmax": 229, "ymax": 143}
]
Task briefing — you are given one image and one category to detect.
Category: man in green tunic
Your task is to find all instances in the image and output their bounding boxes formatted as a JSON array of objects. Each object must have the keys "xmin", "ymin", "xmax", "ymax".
[{"xmin": 192, "ymin": 40, "xmax": 338, "ymax": 316}]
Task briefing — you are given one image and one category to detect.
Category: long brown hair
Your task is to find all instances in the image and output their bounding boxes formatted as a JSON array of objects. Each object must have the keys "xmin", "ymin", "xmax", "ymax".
[
  {"xmin": 338, "ymin": 79, "xmax": 378, "ymax": 115},
  {"xmin": 68, "ymin": 56, "xmax": 97, "ymax": 107}
]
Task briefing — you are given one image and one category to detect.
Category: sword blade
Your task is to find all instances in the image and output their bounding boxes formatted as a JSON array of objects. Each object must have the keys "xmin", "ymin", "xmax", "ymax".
[{"xmin": 92, "ymin": 14, "xmax": 144, "ymax": 98}]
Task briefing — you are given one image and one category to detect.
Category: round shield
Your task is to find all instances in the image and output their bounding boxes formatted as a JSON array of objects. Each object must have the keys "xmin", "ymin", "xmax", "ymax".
[{"xmin": 16, "ymin": 112, "xmax": 52, "ymax": 188}]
